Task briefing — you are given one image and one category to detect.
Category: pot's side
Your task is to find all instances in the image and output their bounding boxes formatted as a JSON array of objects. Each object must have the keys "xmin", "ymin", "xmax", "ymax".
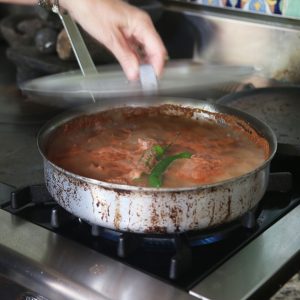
[{"xmin": 44, "ymin": 159, "xmax": 270, "ymax": 234}]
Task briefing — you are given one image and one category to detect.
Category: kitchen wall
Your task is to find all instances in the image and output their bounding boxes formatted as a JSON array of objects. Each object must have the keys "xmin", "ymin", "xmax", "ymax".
[
  {"xmin": 193, "ymin": 0, "xmax": 300, "ymax": 18},
  {"xmin": 165, "ymin": 0, "xmax": 300, "ymax": 84}
]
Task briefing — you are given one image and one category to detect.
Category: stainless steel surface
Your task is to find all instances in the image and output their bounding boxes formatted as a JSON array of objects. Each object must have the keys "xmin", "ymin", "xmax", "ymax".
[
  {"xmin": 57, "ymin": 12, "xmax": 97, "ymax": 76},
  {"xmin": 0, "ymin": 275, "xmax": 36, "ymax": 300},
  {"xmin": 0, "ymin": 123, "xmax": 43, "ymax": 187},
  {"xmin": 190, "ymin": 203, "xmax": 300, "ymax": 300},
  {"xmin": 38, "ymin": 99, "xmax": 276, "ymax": 233},
  {"xmin": 21, "ymin": 61, "xmax": 256, "ymax": 103},
  {"xmin": 57, "ymin": 11, "xmax": 97, "ymax": 103},
  {"xmin": 0, "ymin": 10, "xmax": 299, "ymax": 298},
  {"xmin": 163, "ymin": 1, "xmax": 300, "ymax": 84},
  {"xmin": 0, "ymin": 209, "xmax": 195, "ymax": 300},
  {"xmin": 0, "ymin": 46, "xmax": 47, "ymax": 188}
]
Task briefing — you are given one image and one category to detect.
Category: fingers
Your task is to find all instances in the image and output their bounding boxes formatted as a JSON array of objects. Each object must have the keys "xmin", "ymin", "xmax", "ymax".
[
  {"xmin": 101, "ymin": 27, "xmax": 140, "ymax": 80},
  {"xmin": 63, "ymin": 0, "xmax": 167, "ymax": 81},
  {"xmin": 131, "ymin": 15, "xmax": 168, "ymax": 78},
  {"xmin": 139, "ymin": 30, "xmax": 168, "ymax": 78},
  {"xmin": 102, "ymin": 18, "xmax": 167, "ymax": 81},
  {"xmin": 89, "ymin": 2, "xmax": 167, "ymax": 80}
]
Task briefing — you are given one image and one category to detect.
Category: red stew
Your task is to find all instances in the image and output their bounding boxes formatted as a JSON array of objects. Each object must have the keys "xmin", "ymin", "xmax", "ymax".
[{"xmin": 46, "ymin": 105, "xmax": 269, "ymax": 188}]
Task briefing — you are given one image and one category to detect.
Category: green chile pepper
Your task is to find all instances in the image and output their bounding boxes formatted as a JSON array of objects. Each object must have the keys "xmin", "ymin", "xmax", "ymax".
[{"xmin": 148, "ymin": 152, "xmax": 192, "ymax": 188}]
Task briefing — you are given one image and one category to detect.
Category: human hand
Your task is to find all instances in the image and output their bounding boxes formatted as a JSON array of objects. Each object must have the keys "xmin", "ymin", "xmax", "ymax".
[{"xmin": 60, "ymin": 0, "xmax": 168, "ymax": 80}]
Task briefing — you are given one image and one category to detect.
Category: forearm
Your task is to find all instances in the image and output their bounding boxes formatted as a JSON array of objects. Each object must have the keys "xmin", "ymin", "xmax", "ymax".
[
  {"xmin": 0, "ymin": 0, "xmax": 167, "ymax": 80},
  {"xmin": 0, "ymin": 0, "xmax": 36, "ymax": 4}
]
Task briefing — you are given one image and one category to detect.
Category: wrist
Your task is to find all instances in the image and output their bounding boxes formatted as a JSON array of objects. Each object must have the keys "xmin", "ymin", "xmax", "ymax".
[
  {"xmin": 38, "ymin": 0, "xmax": 67, "ymax": 14},
  {"xmin": 58, "ymin": 0, "xmax": 69, "ymax": 11},
  {"xmin": 37, "ymin": 0, "xmax": 53, "ymax": 11}
]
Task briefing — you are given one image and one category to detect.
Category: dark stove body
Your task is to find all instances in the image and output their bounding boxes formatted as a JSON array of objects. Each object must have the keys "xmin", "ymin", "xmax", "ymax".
[
  {"xmin": 1, "ymin": 9, "xmax": 300, "ymax": 299},
  {"xmin": 1, "ymin": 170, "xmax": 300, "ymax": 299}
]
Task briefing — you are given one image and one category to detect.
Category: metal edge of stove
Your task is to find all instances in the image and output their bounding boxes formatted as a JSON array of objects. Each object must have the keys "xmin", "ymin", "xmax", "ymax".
[
  {"xmin": 0, "ymin": 210, "xmax": 195, "ymax": 300},
  {"xmin": 189, "ymin": 203, "xmax": 300, "ymax": 300}
]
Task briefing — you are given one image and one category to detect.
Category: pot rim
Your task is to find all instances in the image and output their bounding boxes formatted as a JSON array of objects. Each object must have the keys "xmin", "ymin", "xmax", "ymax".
[{"xmin": 38, "ymin": 97, "xmax": 277, "ymax": 192}]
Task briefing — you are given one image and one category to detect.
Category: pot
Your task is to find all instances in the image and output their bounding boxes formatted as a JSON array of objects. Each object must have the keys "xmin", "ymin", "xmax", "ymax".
[
  {"xmin": 217, "ymin": 87, "xmax": 300, "ymax": 157},
  {"xmin": 37, "ymin": 98, "xmax": 277, "ymax": 234}
]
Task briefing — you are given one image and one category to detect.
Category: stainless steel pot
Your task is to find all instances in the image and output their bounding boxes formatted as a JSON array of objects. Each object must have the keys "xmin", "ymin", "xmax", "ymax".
[{"xmin": 37, "ymin": 98, "xmax": 277, "ymax": 234}]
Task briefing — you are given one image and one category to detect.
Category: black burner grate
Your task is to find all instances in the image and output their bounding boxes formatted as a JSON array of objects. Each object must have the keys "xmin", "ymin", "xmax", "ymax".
[{"xmin": 0, "ymin": 168, "xmax": 299, "ymax": 287}]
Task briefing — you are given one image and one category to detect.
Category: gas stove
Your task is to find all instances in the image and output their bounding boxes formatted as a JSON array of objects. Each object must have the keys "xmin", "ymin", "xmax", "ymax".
[
  {"xmin": 0, "ymin": 160, "xmax": 299, "ymax": 300},
  {"xmin": 1, "ymin": 44, "xmax": 300, "ymax": 300}
]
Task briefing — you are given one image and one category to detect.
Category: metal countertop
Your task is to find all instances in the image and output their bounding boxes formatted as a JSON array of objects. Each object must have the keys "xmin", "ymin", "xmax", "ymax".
[{"xmin": 0, "ymin": 44, "xmax": 59, "ymax": 188}]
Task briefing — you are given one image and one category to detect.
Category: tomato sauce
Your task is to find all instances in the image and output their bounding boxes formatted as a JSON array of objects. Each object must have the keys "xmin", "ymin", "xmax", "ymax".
[{"xmin": 46, "ymin": 105, "xmax": 269, "ymax": 188}]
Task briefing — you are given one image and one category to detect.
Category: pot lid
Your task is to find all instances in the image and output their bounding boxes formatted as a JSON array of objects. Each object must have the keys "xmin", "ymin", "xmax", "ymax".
[{"xmin": 21, "ymin": 60, "xmax": 258, "ymax": 102}]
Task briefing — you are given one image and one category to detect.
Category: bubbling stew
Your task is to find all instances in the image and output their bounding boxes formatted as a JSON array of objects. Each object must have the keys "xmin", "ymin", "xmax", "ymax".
[{"xmin": 46, "ymin": 105, "xmax": 269, "ymax": 188}]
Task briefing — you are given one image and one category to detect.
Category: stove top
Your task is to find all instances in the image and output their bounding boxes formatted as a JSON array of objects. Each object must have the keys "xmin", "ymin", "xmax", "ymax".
[
  {"xmin": 1, "ymin": 43, "xmax": 300, "ymax": 300},
  {"xmin": 0, "ymin": 159, "xmax": 299, "ymax": 297}
]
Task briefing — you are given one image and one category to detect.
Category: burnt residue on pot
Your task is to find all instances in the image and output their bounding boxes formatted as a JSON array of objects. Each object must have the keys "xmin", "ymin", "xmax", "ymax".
[
  {"xmin": 39, "ymin": 100, "xmax": 275, "ymax": 234},
  {"xmin": 45, "ymin": 160, "xmax": 90, "ymax": 210},
  {"xmin": 113, "ymin": 198, "xmax": 121, "ymax": 231},
  {"xmin": 44, "ymin": 104, "xmax": 270, "ymax": 191},
  {"xmin": 224, "ymin": 196, "xmax": 232, "ymax": 221},
  {"xmin": 44, "ymin": 159, "xmax": 269, "ymax": 233}
]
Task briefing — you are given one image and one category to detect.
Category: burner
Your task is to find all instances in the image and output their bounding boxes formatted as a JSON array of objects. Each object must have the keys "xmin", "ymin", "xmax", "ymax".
[
  {"xmin": 4, "ymin": 184, "xmax": 258, "ymax": 248},
  {"xmin": 1, "ymin": 171, "xmax": 299, "ymax": 284},
  {"xmin": 90, "ymin": 211, "xmax": 257, "ymax": 250},
  {"xmin": 0, "ymin": 184, "xmax": 259, "ymax": 280}
]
